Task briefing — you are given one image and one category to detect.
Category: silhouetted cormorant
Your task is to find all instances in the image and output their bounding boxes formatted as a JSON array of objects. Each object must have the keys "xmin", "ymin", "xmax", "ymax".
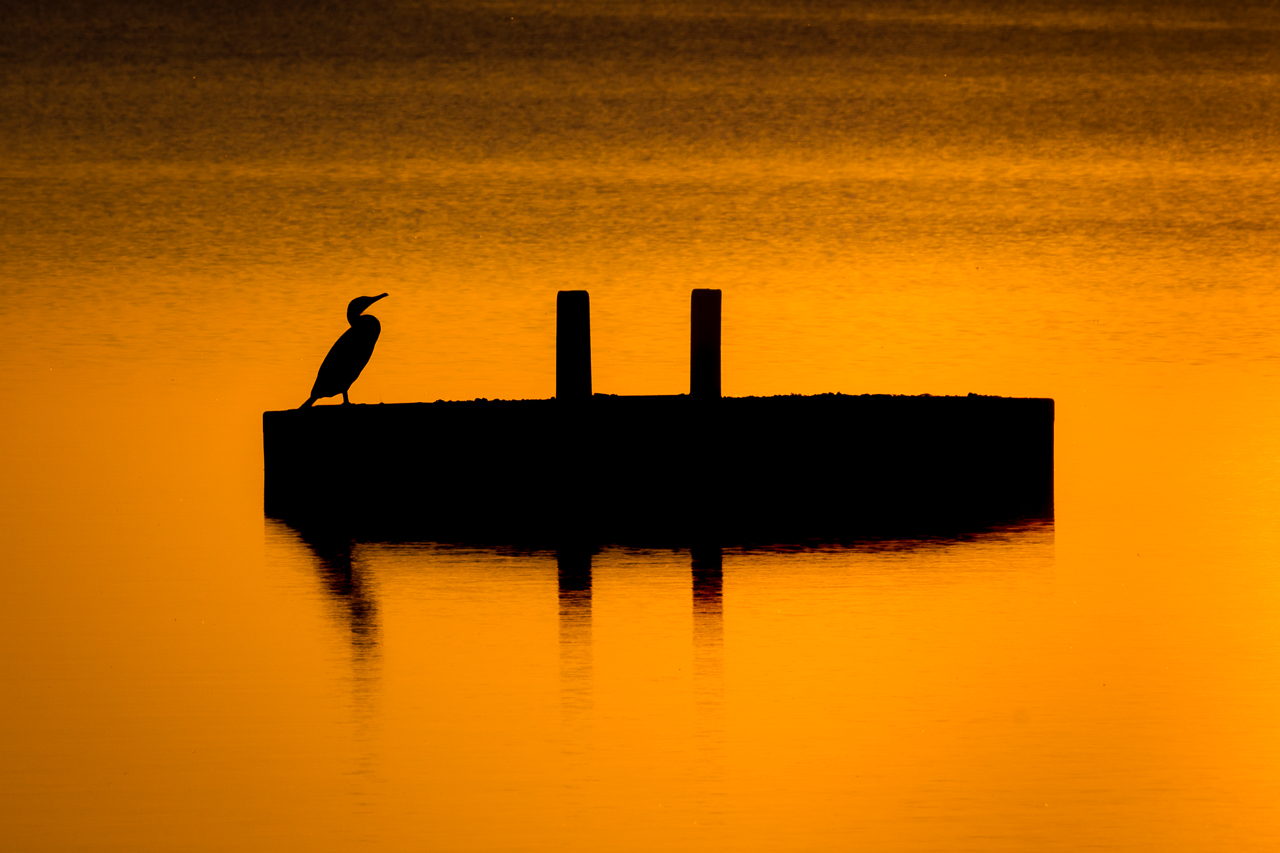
[{"xmin": 300, "ymin": 293, "xmax": 387, "ymax": 408}]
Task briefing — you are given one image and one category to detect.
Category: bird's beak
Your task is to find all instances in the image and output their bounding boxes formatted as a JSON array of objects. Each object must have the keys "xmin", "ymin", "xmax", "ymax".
[{"xmin": 372, "ymin": 293, "xmax": 388, "ymax": 303}]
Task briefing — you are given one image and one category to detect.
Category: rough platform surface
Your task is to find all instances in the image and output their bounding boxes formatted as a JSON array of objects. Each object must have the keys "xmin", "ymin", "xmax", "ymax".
[{"xmin": 264, "ymin": 393, "xmax": 1054, "ymax": 545}]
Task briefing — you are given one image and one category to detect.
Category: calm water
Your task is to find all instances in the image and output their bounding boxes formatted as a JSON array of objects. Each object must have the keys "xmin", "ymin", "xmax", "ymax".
[{"xmin": 3, "ymin": 1, "xmax": 1280, "ymax": 849}]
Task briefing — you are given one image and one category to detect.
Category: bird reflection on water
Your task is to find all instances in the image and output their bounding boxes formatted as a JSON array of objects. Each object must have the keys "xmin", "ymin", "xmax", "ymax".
[{"xmin": 290, "ymin": 525, "xmax": 380, "ymax": 670}]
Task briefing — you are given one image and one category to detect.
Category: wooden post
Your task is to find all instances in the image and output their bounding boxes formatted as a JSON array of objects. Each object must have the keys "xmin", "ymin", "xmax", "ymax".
[
  {"xmin": 557, "ymin": 290, "xmax": 592, "ymax": 400},
  {"xmin": 691, "ymin": 289, "xmax": 721, "ymax": 399}
]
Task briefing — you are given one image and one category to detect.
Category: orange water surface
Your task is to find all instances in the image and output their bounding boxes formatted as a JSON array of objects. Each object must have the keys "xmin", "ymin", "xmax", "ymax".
[{"xmin": 2, "ymin": 1, "xmax": 1280, "ymax": 850}]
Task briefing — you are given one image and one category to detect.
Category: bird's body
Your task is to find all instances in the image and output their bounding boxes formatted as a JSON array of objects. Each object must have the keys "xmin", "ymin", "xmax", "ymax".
[
  {"xmin": 308, "ymin": 315, "xmax": 380, "ymax": 401},
  {"xmin": 301, "ymin": 294, "xmax": 387, "ymax": 408}
]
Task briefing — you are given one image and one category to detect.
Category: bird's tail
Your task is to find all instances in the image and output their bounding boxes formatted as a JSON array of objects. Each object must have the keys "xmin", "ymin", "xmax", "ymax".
[{"xmin": 300, "ymin": 397, "xmax": 317, "ymax": 409}]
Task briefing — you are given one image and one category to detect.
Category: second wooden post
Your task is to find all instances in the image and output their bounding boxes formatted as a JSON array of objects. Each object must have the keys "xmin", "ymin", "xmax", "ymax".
[
  {"xmin": 690, "ymin": 289, "xmax": 722, "ymax": 399},
  {"xmin": 557, "ymin": 290, "xmax": 592, "ymax": 401}
]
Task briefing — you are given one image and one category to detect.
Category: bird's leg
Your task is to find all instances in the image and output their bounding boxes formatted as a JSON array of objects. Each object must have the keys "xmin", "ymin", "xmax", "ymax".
[
  {"xmin": 342, "ymin": 391, "xmax": 351, "ymax": 405},
  {"xmin": 300, "ymin": 397, "xmax": 316, "ymax": 409}
]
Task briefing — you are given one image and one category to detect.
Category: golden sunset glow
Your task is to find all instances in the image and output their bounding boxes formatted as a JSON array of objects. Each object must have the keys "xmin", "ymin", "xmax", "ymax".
[{"xmin": 3, "ymin": 1, "xmax": 1280, "ymax": 850}]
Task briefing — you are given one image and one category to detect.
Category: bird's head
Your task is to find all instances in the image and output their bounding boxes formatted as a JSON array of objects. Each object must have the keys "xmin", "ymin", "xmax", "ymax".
[{"xmin": 347, "ymin": 293, "xmax": 388, "ymax": 325}]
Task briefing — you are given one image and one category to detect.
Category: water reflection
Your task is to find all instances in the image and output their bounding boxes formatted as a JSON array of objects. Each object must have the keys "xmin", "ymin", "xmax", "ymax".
[
  {"xmin": 255, "ymin": 520, "xmax": 1062, "ymax": 848},
  {"xmin": 277, "ymin": 522, "xmax": 383, "ymax": 781},
  {"xmin": 692, "ymin": 546, "xmax": 724, "ymax": 614},
  {"xmin": 558, "ymin": 548, "xmax": 594, "ymax": 723},
  {"xmin": 290, "ymin": 526, "xmax": 381, "ymax": 676},
  {"xmin": 692, "ymin": 545, "xmax": 724, "ymax": 688},
  {"xmin": 691, "ymin": 546, "xmax": 726, "ymax": 794}
]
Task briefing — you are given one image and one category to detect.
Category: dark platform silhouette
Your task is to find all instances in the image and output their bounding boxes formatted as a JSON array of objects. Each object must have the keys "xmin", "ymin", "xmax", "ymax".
[
  {"xmin": 301, "ymin": 293, "xmax": 387, "ymax": 408},
  {"xmin": 267, "ymin": 289, "xmax": 1053, "ymax": 545},
  {"xmin": 264, "ymin": 392, "xmax": 1052, "ymax": 545}
]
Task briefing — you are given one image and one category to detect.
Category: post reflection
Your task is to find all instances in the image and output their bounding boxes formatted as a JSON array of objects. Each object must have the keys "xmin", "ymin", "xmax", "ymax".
[
  {"xmin": 692, "ymin": 546, "xmax": 727, "ymax": 815},
  {"xmin": 692, "ymin": 546, "xmax": 724, "ymax": 618},
  {"xmin": 692, "ymin": 545, "xmax": 725, "ymax": 713},
  {"xmin": 558, "ymin": 548, "xmax": 594, "ymax": 725}
]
